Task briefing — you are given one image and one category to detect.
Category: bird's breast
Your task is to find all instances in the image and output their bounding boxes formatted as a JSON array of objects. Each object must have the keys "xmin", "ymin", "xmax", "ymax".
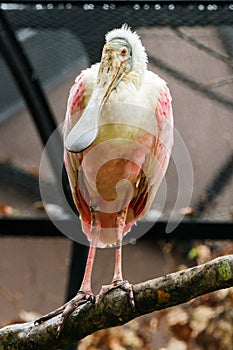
[{"xmin": 80, "ymin": 80, "xmax": 160, "ymax": 204}]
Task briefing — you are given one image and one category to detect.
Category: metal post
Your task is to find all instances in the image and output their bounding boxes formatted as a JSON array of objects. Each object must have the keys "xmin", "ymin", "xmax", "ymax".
[
  {"xmin": 0, "ymin": 11, "xmax": 87, "ymax": 349},
  {"xmin": 0, "ymin": 10, "xmax": 62, "ymax": 173}
]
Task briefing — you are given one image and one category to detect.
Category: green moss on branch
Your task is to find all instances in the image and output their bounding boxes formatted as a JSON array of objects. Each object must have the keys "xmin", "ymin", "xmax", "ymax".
[{"xmin": 0, "ymin": 255, "xmax": 233, "ymax": 350}]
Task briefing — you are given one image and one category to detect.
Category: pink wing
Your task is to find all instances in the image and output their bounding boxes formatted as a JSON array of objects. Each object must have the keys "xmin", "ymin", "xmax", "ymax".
[
  {"xmin": 63, "ymin": 73, "xmax": 85, "ymax": 139},
  {"xmin": 63, "ymin": 73, "xmax": 92, "ymax": 225},
  {"xmin": 155, "ymin": 83, "xmax": 174, "ymax": 175},
  {"xmin": 128, "ymin": 83, "xmax": 173, "ymax": 223}
]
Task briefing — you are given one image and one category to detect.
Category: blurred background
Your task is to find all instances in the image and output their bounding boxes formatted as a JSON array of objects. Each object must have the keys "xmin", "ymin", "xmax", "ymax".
[{"xmin": 0, "ymin": 2, "xmax": 232, "ymax": 349}]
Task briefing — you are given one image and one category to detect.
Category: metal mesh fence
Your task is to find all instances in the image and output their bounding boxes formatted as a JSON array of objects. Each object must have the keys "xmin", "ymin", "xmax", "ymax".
[
  {"xmin": 0, "ymin": 2, "xmax": 233, "ymax": 222},
  {"xmin": 0, "ymin": 4, "xmax": 232, "ymax": 346}
]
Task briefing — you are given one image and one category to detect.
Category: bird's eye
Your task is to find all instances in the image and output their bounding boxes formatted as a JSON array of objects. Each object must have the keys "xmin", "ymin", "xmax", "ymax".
[{"xmin": 120, "ymin": 47, "xmax": 128, "ymax": 56}]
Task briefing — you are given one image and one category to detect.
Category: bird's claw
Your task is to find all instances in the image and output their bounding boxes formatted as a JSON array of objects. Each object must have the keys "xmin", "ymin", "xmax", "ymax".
[
  {"xmin": 35, "ymin": 291, "xmax": 95, "ymax": 336},
  {"xmin": 96, "ymin": 280, "xmax": 135, "ymax": 309}
]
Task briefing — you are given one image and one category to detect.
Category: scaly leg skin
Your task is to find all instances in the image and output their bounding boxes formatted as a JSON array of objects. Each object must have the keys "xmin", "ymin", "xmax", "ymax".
[
  {"xmin": 96, "ymin": 208, "xmax": 135, "ymax": 309},
  {"xmin": 35, "ymin": 211, "xmax": 100, "ymax": 336},
  {"xmin": 35, "ymin": 290, "xmax": 95, "ymax": 336}
]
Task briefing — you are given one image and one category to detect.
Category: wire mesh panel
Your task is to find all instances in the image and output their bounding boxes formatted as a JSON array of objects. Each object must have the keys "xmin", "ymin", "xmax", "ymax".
[
  {"xmin": 3, "ymin": 2, "xmax": 233, "ymax": 63},
  {"xmin": 0, "ymin": 2, "xmax": 232, "ymax": 222},
  {"xmin": 0, "ymin": 3, "xmax": 232, "ymax": 348}
]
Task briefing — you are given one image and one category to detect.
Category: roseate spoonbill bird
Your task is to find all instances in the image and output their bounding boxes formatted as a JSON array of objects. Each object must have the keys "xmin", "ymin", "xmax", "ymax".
[{"xmin": 36, "ymin": 24, "xmax": 173, "ymax": 333}]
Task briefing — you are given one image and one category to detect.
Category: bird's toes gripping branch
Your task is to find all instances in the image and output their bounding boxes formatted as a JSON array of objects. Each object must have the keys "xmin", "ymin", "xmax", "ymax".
[
  {"xmin": 96, "ymin": 280, "xmax": 135, "ymax": 309},
  {"xmin": 34, "ymin": 291, "xmax": 95, "ymax": 336}
]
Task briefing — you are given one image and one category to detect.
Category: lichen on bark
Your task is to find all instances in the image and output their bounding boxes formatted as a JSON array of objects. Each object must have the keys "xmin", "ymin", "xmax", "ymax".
[{"xmin": 0, "ymin": 255, "xmax": 232, "ymax": 350}]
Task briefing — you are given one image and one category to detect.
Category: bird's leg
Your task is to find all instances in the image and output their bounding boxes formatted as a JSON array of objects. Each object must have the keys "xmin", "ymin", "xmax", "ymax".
[
  {"xmin": 78, "ymin": 209, "xmax": 100, "ymax": 297},
  {"xmin": 96, "ymin": 208, "xmax": 135, "ymax": 308},
  {"xmin": 35, "ymin": 210, "xmax": 100, "ymax": 335},
  {"xmin": 112, "ymin": 208, "xmax": 126, "ymax": 283}
]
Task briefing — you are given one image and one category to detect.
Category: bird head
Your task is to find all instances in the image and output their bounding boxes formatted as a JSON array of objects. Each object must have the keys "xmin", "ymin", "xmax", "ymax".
[
  {"xmin": 103, "ymin": 24, "xmax": 148, "ymax": 85},
  {"xmin": 95, "ymin": 24, "xmax": 148, "ymax": 109},
  {"xmin": 97, "ymin": 38, "xmax": 133, "ymax": 92},
  {"xmin": 65, "ymin": 24, "xmax": 147, "ymax": 153}
]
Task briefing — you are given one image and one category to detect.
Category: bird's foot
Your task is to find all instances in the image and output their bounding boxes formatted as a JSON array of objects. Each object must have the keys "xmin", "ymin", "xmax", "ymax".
[
  {"xmin": 96, "ymin": 280, "xmax": 135, "ymax": 308},
  {"xmin": 35, "ymin": 291, "xmax": 95, "ymax": 336}
]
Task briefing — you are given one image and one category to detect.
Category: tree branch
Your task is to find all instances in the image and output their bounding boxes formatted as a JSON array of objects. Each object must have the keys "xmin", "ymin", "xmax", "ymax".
[{"xmin": 0, "ymin": 255, "xmax": 233, "ymax": 350}]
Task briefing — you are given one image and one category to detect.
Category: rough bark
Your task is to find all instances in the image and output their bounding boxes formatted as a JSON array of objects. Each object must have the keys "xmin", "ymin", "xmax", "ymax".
[{"xmin": 0, "ymin": 255, "xmax": 233, "ymax": 350}]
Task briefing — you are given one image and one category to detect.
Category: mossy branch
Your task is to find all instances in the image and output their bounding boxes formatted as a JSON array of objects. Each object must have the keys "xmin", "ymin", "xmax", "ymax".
[{"xmin": 0, "ymin": 255, "xmax": 233, "ymax": 350}]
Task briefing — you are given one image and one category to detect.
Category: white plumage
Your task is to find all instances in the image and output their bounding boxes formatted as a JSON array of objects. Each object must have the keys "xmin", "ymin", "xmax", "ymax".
[{"xmin": 36, "ymin": 24, "xmax": 174, "ymax": 334}]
